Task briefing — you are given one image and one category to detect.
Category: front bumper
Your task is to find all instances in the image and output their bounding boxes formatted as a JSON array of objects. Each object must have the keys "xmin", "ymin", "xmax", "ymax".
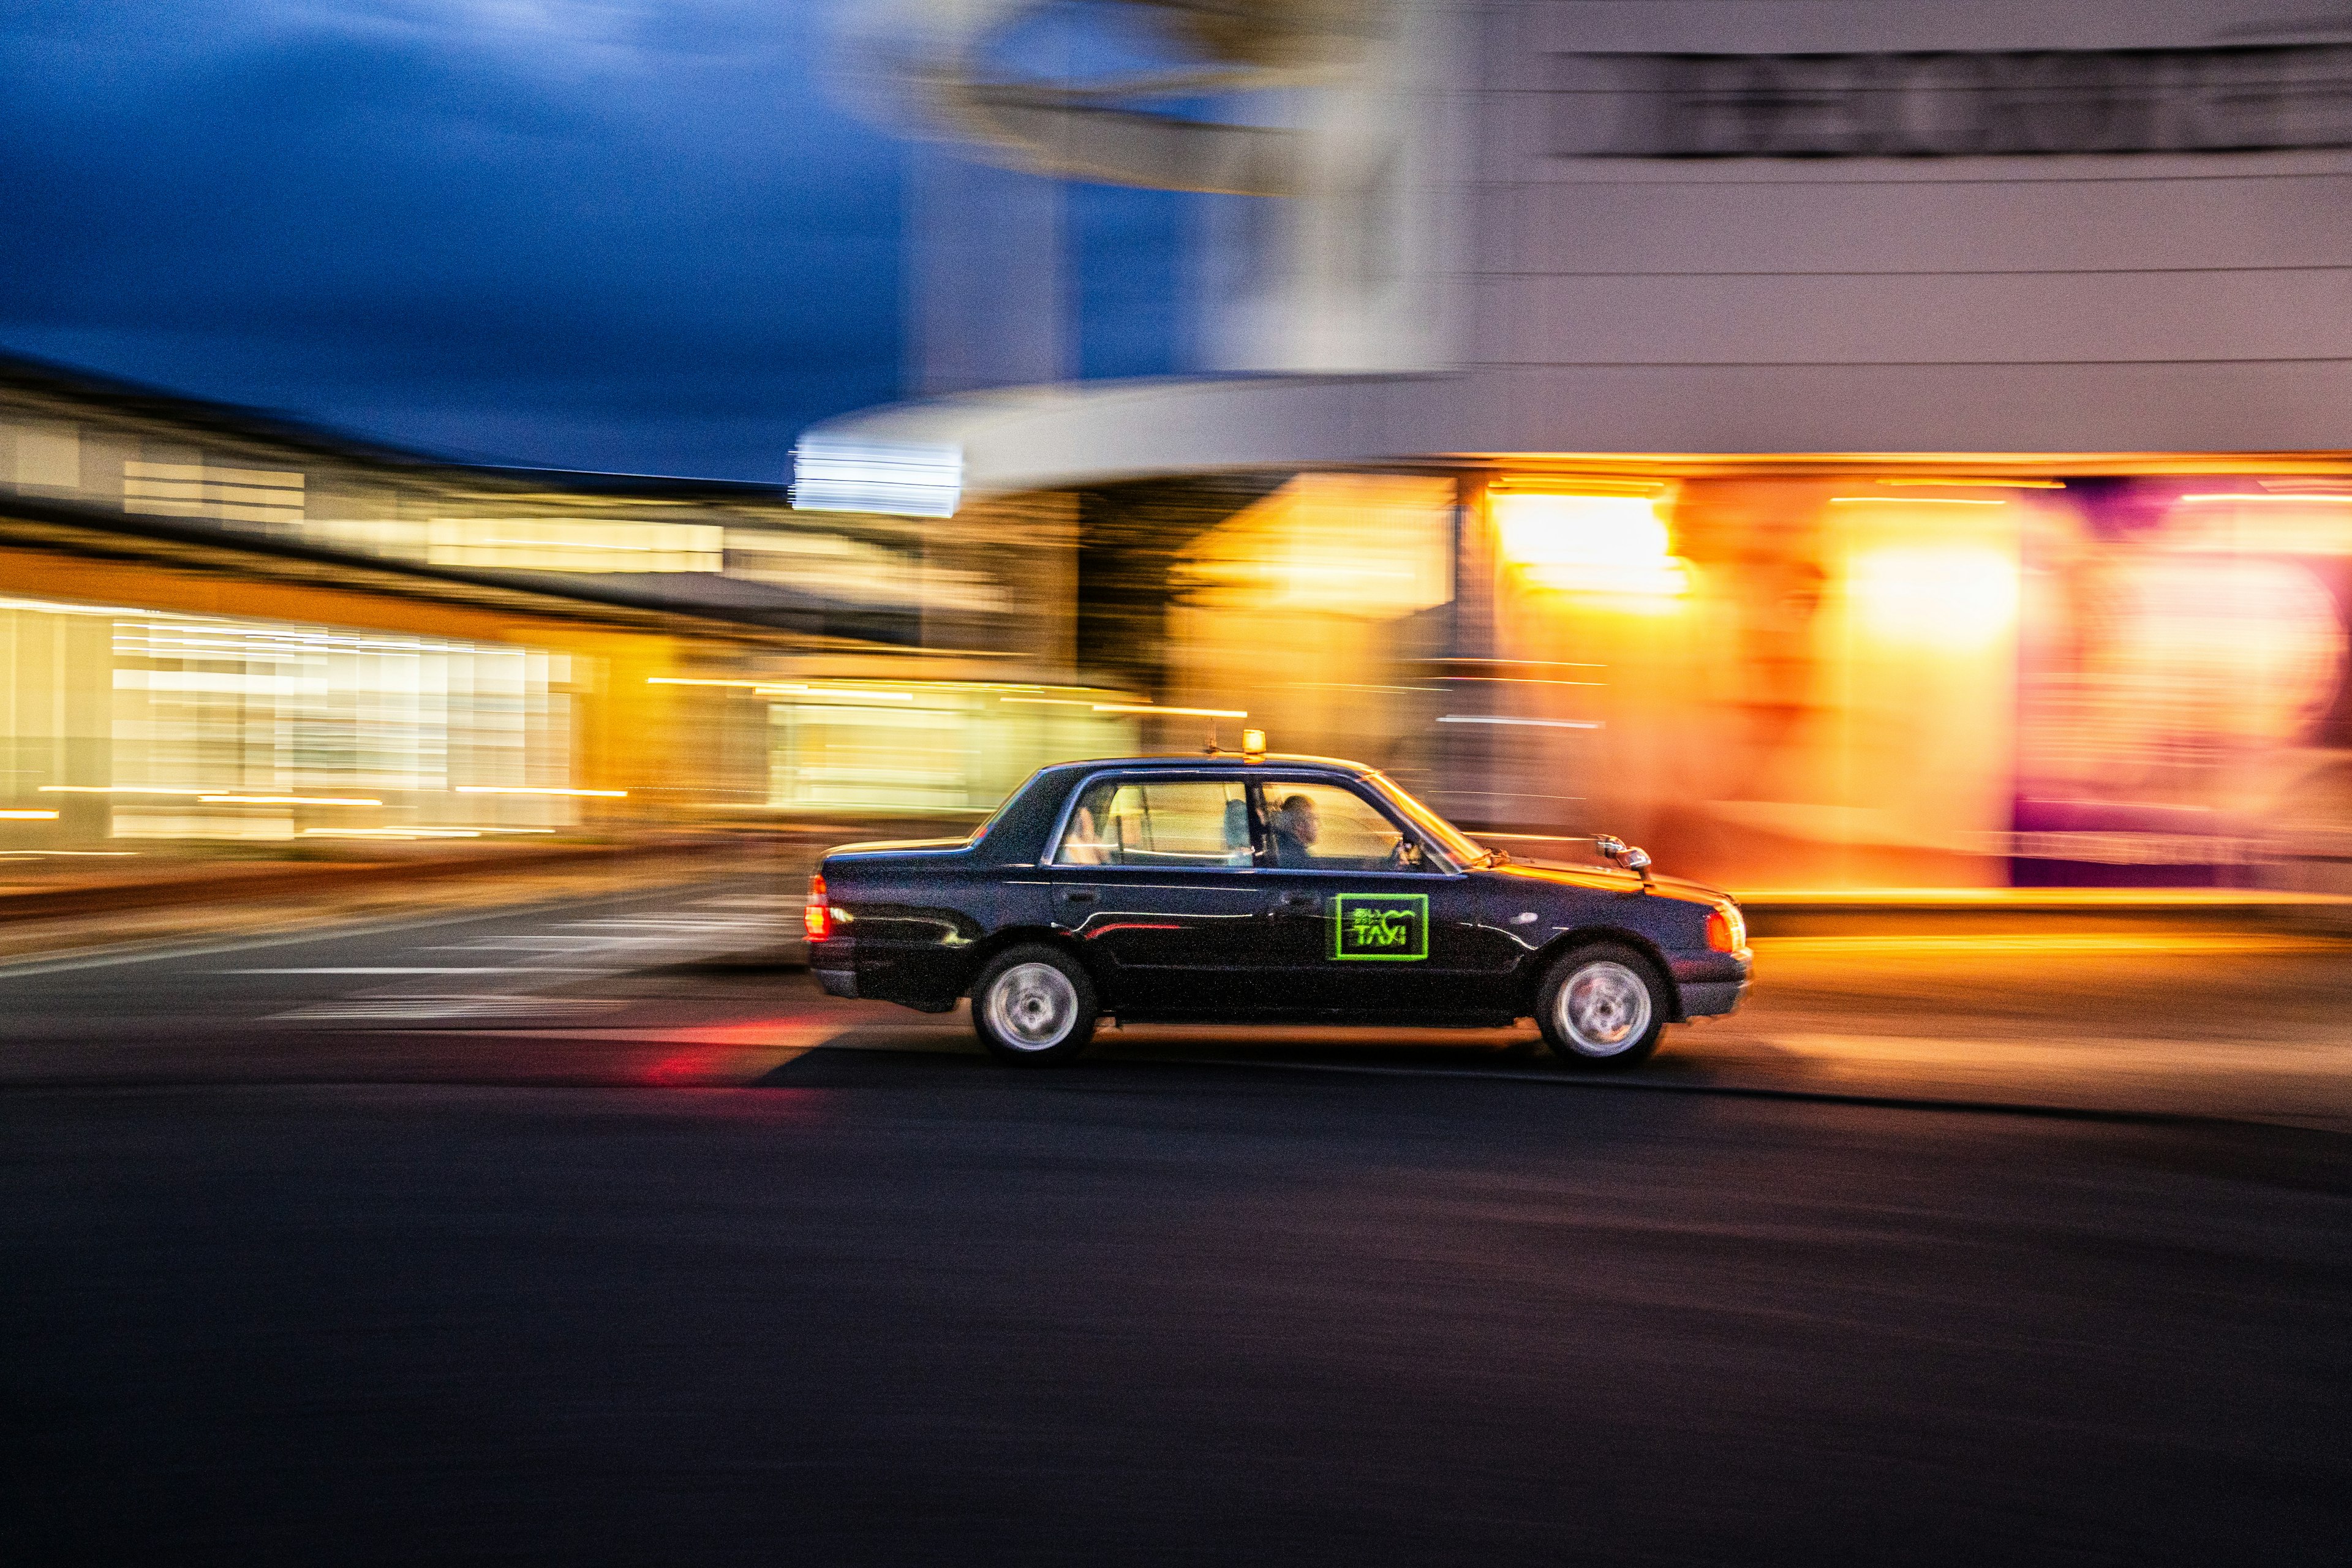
[{"xmin": 1666, "ymin": 948, "xmax": 1752, "ymax": 1019}]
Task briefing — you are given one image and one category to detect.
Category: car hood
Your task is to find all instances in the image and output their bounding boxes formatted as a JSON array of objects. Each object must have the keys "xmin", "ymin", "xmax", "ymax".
[{"xmin": 1479, "ymin": 859, "xmax": 1732, "ymax": 905}]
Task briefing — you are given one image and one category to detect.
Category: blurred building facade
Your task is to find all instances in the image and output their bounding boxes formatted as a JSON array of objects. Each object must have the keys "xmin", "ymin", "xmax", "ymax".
[
  {"xmin": 0, "ymin": 355, "xmax": 1133, "ymax": 851},
  {"xmin": 802, "ymin": 0, "xmax": 2352, "ymax": 891}
]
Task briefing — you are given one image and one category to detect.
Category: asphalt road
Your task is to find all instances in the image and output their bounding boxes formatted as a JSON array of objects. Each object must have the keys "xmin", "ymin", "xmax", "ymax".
[{"xmin": 3, "ymin": 878, "xmax": 2348, "ymax": 1564}]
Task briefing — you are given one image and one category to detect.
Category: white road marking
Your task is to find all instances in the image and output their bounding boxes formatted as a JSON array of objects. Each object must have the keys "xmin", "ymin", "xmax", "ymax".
[
  {"xmin": 426, "ymin": 1021, "xmax": 846, "ymax": 1048},
  {"xmin": 416, "ymin": 938, "xmax": 630, "ymax": 951},
  {"xmin": 258, "ymin": 887, "xmax": 783, "ymax": 1023},
  {"xmin": 271, "ymin": 995, "xmax": 628, "ymax": 1022},
  {"xmin": 0, "ymin": 891, "xmax": 710, "ymax": 981},
  {"xmin": 221, "ymin": 967, "xmax": 604, "ymax": 975},
  {"xmin": 0, "ymin": 872, "xmax": 782, "ymax": 1025}
]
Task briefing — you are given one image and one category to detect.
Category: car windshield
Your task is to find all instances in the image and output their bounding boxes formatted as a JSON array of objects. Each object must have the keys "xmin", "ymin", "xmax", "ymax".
[{"xmin": 1360, "ymin": 772, "xmax": 1489, "ymax": 868}]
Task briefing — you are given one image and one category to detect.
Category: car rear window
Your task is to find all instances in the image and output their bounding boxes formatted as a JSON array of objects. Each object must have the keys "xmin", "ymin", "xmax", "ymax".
[{"xmin": 1053, "ymin": 778, "xmax": 1251, "ymax": 868}]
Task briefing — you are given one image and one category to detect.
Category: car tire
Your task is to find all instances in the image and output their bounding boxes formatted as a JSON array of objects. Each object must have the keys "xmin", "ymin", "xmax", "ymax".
[
  {"xmin": 971, "ymin": 944, "xmax": 1098, "ymax": 1066},
  {"xmin": 1536, "ymin": 944, "xmax": 1668, "ymax": 1067}
]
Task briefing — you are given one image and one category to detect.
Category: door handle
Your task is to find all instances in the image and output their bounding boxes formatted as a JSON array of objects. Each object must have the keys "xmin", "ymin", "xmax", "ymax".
[
  {"xmin": 1060, "ymin": 889, "xmax": 1098, "ymax": 904},
  {"xmin": 1276, "ymin": 893, "xmax": 1317, "ymax": 909}
]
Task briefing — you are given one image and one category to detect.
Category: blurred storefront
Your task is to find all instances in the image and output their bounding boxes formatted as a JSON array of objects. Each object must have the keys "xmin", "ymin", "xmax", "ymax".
[
  {"xmin": 804, "ymin": 0, "xmax": 2352, "ymax": 892},
  {"xmin": 1153, "ymin": 467, "xmax": 2352, "ymax": 892}
]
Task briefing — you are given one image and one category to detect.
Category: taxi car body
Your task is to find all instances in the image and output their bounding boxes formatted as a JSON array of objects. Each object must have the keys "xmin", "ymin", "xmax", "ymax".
[{"xmin": 804, "ymin": 755, "xmax": 1751, "ymax": 1066}]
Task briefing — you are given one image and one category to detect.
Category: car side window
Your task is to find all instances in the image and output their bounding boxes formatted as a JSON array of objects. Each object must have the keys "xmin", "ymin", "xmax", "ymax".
[
  {"xmin": 1256, "ymin": 782, "xmax": 1427, "ymax": 872},
  {"xmin": 1054, "ymin": 778, "xmax": 1253, "ymax": 869}
]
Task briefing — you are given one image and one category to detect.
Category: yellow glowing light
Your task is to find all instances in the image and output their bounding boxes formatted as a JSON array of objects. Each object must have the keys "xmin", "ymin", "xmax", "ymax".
[
  {"xmin": 198, "ymin": 795, "xmax": 383, "ymax": 806},
  {"xmin": 1847, "ymin": 544, "xmax": 2021, "ymax": 649},
  {"xmin": 647, "ymin": 678, "xmax": 768, "ymax": 688},
  {"xmin": 39, "ymin": 785, "xmax": 212, "ymax": 794},
  {"xmin": 424, "ymin": 517, "xmax": 723, "ymax": 573},
  {"xmin": 2178, "ymin": 492, "xmax": 2352, "ymax": 503},
  {"xmin": 483, "ymin": 538, "xmax": 654, "ymax": 551},
  {"xmin": 1490, "ymin": 492, "xmax": 1691, "ymax": 600},
  {"xmin": 452, "ymin": 786, "xmax": 628, "ymax": 797},
  {"xmin": 0, "ymin": 810, "xmax": 61, "ymax": 820},
  {"xmin": 300, "ymin": 827, "xmax": 483, "ymax": 839},
  {"xmin": 1090, "ymin": 703, "xmax": 1248, "ymax": 718},
  {"xmin": 1178, "ymin": 474, "xmax": 1455, "ymax": 616},
  {"xmin": 1876, "ymin": 478, "xmax": 2066, "ymax": 489},
  {"xmin": 757, "ymin": 685, "xmax": 916, "ymax": 701}
]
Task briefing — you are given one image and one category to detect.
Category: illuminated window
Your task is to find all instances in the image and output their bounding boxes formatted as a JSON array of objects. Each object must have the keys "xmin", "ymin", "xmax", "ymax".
[
  {"xmin": 1179, "ymin": 475, "xmax": 1454, "ymax": 616},
  {"xmin": 424, "ymin": 518, "xmax": 725, "ymax": 573},
  {"xmin": 1490, "ymin": 488, "xmax": 1690, "ymax": 601},
  {"xmin": 123, "ymin": 460, "xmax": 305, "ymax": 526},
  {"xmin": 1845, "ymin": 542, "xmax": 2021, "ymax": 650},
  {"xmin": 0, "ymin": 593, "xmax": 584, "ymax": 841},
  {"xmin": 7, "ymin": 423, "xmax": 81, "ymax": 489},
  {"xmin": 767, "ymin": 685, "xmax": 1134, "ymax": 815}
]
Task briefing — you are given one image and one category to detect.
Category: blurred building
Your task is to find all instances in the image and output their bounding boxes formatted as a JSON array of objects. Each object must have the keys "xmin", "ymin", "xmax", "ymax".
[
  {"xmin": 0, "ymin": 354, "xmax": 1132, "ymax": 851},
  {"xmin": 804, "ymin": 0, "xmax": 2352, "ymax": 891}
]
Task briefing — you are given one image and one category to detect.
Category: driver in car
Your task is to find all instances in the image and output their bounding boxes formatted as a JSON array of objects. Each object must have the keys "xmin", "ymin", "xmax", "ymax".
[{"xmin": 1268, "ymin": 793, "xmax": 1321, "ymax": 869}]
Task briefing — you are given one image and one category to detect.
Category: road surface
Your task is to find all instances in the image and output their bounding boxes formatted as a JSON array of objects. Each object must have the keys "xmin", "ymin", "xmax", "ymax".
[{"xmin": 2, "ymin": 876, "xmax": 2346, "ymax": 1564}]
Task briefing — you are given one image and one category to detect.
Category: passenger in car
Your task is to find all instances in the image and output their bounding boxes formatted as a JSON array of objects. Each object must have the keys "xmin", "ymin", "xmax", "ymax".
[
  {"xmin": 1269, "ymin": 793, "xmax": 1321, "ymax": 869},
  {"xmin": 1061, "ymin": 804, "xmax": 1110, "ymax": 864}
]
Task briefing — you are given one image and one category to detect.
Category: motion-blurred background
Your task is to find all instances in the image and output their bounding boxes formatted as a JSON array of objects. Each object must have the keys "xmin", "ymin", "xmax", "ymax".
[
  {"xmin": 7, "ymin": 14, "xmax": 2352, "ymax": 1564},
  {"xmin": 5, "ymin": 0, "xmax": 2352, "ymax": 903}
]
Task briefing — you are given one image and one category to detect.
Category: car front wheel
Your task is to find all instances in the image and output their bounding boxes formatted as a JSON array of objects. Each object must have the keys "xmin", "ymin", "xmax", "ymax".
[
  {"xmin": 971, "ymin": 944, "xmax": 1098, "ymax": 1066},
  {"xmin": 1537, "ymin": 944, "xmax": 1668, "ymax": 1066}
]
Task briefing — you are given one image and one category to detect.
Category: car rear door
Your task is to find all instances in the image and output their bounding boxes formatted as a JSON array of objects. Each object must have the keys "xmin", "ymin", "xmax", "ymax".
[{"xmin": 1044, "ymin": 772, "xmax": 1272, "ymax": 1016}]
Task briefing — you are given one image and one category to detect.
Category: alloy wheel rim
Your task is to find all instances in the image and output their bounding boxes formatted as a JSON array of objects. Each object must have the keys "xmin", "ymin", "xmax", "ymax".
[
  {"xmin": 1559, "ymin": 960, "xmax": 1651, "ymax": 1056},
  {"xmin": 985, "ymin": 962, "xmax": 1079, "ymax": 1050}
]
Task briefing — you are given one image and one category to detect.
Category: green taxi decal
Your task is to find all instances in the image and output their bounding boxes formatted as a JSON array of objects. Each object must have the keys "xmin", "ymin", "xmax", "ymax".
[{"xmin": 1331, "ymin": 892, "xmax": 1429, "ymax": 961}]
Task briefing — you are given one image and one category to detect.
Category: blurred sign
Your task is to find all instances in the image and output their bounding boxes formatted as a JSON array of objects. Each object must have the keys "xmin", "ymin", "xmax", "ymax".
[
  {"xmin": 791, "ymin": 439, "xmax": 962, "ymax": 518},
  {"xmin": 1332, "ymin": 893, "xmax": 1428, "ymax": 961},
  {"xmin": 1552, "ymin": 45, "xmax": 2352, "ymax": 159}
]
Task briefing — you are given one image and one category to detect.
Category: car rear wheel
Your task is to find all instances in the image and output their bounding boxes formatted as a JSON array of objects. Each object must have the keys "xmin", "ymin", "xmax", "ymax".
[
  {"xmin": 1537, "ymin": 944, "xmax": 1667, "ymax": 1066},
  {"xmin": 971, "ymin": 945, "xmax": 1098, "ymax": 1066}
]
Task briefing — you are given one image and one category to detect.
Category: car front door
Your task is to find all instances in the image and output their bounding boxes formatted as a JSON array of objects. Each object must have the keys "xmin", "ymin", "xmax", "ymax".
[
  {"xmin": 1254, "ymin": 777, "xmax": 1506, "ymax": 1020},
  {"xmin": 1044, "ymin": 772, "xmax": 1273, "ymax": 1017}
]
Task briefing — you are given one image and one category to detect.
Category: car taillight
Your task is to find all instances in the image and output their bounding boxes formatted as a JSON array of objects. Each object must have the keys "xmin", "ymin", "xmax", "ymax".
[
  {"xmin": 804, "ymin": 874, "xmax": 831, "ymax": 942},
  {"xmin": 1706, "ymin": 902, "xmax": 1746, "ymax": 954}
]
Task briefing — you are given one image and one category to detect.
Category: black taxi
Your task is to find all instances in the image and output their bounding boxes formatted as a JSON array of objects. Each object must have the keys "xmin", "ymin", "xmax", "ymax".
[{"xmin": 804, "ymin": 754, "xmax": 1751, "ymax": 1066}]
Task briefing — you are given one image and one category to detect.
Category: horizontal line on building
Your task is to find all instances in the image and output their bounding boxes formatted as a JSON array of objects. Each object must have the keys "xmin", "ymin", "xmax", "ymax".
[
  {"xmin": 123, "ymin": 462, "xmax": 303, "ymax": 487},
  {"xmin": 1472, "ymin": 265, "xmax": 2352, "ymax": 278},
  {"xmin": 1485, "ymin": 166, "xmax": 2352, "ymax": 188},
  {"xmin": 1466, "ymin": 355, "xmax": 2352, "ymax": 367}
]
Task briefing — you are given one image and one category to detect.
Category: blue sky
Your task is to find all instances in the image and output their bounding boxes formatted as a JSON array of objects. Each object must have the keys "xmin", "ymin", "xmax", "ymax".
[{"xmin": 0, "ymin": 1, "xmax": 1188, "ymax": 479}]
